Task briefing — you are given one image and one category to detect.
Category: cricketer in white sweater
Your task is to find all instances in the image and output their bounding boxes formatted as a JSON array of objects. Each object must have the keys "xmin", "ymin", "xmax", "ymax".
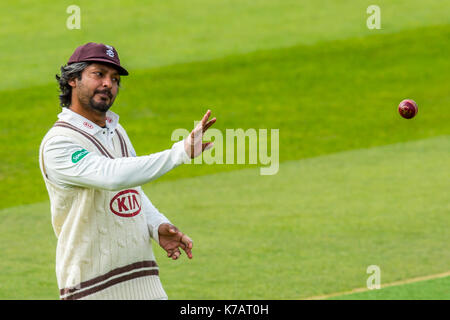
[
  {"xmin": 40, "ymin": 108, "xmax": 192, "ymax": 300},
  {"xmin": 40, "ymin": 43, "xmax": 216, "ymax": 299}
]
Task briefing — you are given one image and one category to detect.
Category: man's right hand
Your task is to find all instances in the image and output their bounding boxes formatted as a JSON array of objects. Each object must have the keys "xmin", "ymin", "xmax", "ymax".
[{"xmin": 184, "ymin": 110, "xmax": 216, "ymax": 158}]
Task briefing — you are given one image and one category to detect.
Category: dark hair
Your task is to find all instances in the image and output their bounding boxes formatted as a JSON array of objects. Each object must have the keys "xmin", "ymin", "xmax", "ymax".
[{"xmin": 55, "ymin": 62, "xmax": 90, "ymax": 108}]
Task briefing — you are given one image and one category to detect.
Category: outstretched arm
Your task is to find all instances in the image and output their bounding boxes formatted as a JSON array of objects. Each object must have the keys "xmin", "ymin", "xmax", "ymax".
[{"xmin": 43, "ymin": 110, "xmax": 217, "ymax": 190}]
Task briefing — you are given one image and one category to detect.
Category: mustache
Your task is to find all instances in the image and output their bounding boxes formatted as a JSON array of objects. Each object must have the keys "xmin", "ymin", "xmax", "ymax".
[{"xmin": 94, "ymin": 89, "xmax": 113, "ymax": 99}]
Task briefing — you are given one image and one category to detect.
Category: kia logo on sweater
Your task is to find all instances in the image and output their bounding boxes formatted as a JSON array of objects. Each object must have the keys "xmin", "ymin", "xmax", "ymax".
[{"xmin": 110, "ymin": 190, "xmax": 141, "ymax": 217}]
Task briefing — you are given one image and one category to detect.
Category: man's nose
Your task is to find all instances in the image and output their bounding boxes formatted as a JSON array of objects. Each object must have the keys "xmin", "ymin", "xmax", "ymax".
[{"xmin": 102, "ymin": 77, "xmax": 113, "ymax": 89}]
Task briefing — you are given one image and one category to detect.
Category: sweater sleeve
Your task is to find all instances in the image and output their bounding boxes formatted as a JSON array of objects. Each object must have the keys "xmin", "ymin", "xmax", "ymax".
[
  {"xmin": 43, "ymin": 135, "xmax": 191, "ymax": 191},
  {"xmin": 138, "ymin": 187, "xmax": 171, "ymax": 245}
]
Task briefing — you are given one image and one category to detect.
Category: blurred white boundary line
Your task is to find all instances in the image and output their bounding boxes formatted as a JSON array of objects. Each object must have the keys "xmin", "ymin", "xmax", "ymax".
[{"xmin": 303, "ymin": 271, "xmax": 450, "ymax": 300}]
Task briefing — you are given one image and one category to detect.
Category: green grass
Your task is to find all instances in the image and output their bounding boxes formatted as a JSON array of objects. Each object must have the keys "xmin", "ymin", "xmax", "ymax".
[
  {"xmin": 0, "ymin": 202, "xmax": 56, "ymax": 299},
  {"xmin": 1, "ymin": 25, "xmax": 449, "ymax": 209},
  {"xmin": 1, "ymin": 0, "xmax": 449, "ymax": 90},
  {"xmin": 0, "ymin": 0, "xmax": 449, "ymax": 300},
  {"xmin": 329, "ymin": 276, "xmax": 450, "ymax": 300},
  {"xmin": 151, "ymin": 136, "xmax": 449, "ymax": 299},
  {"xmin": 1, "ymin": 136, "xmax": 448, "ymax": 299}
]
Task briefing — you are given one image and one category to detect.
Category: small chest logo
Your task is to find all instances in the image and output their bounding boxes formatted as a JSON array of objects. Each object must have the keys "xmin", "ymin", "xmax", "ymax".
[
  {"xmin": 83, "ymin": 121, "xmax": 94, "ymax": 129},
  {"xmin": 110, "ymin": 189, "xmax": 141, "ymax": 217}
]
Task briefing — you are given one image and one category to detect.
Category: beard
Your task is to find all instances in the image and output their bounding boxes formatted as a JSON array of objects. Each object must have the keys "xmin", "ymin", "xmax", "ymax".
[
  {"xmin": 77, "ymin": 84, "xmax": 115, "ymax": 113},
  {"xmin": 88, "ymin": 90, "xmax": 115, "ymax": 113}
]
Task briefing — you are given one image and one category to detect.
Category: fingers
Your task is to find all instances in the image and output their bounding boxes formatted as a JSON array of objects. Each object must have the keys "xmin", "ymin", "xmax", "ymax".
[
  {"xmin": 162, "ymin": 225, "xmax": 186, "ymax": 260},
  {"xmin": 181, "ymin": 234, "xmax": 193, "ymax": 248},
  {"xmin": 167, "ymin": 248, "xmax": 181, "ymax": 260},
  {"xmin": 186, "ymin": 110, "xmax": 216, "ymax": 159},
  {"xmin": 159, "ymin": 223, "xmax": 178, "ymax": 236},
  {"xmin": 202, "ymin": 117, "xmax": 216, "ymax": 133},
  {"xmin": 193, "ymin": 110, "xmax": 216, "ymax": 134},
  {"xmin": 166, "ymin": 233, "xmax": 194, "ymax": 260},
  {"xmin": 202, "ymin": 142, "xmax": 214, "ymax": 151},
  {"xmin": 169, "ymin": 225, "xmax": 179, "ymax": 234},
  {"xmin": 192, "ymin": 111, "xmax": 210, "ymax": 133},
  {"xmin": 181, "ymin": 234, "xmax": 193, "ymax": 259},
  {"xmin": 167, "ymin": 247, "xmax": 189, "ymax": 260},
  {"xmin": 201, "ymin": 110, "xmax": 211, "ymax": 127}
]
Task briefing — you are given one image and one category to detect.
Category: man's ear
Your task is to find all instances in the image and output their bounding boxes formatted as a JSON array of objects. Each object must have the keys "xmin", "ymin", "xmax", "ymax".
[{"xmin": 68, "ymin": 77, "xmax": 77, "ymax": 88}]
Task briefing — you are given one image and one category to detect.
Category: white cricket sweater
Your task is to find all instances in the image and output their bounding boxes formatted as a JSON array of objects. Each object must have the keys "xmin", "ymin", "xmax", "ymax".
[{"xmin": 39, "ymin": 108, "xmax": 190, "ymax": 300}]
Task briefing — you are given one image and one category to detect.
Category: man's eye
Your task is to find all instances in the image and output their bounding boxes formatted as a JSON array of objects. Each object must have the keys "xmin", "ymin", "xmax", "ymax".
[{"xmin": 94, "ymin": 72, "xmax": 102, "ymax": 76}]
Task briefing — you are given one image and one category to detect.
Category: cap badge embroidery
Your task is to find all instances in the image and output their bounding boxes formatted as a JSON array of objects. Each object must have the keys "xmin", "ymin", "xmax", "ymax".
[{"xmin": 105, "ymin": 45, "xmax": 115, "ymax": 57}]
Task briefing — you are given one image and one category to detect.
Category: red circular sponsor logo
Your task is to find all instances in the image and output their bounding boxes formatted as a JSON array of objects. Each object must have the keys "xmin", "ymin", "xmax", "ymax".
[
  {"xmin": 109, "ymin": 189, "xmax": 141, "ymax": 217},
  {"xmin": 83, "ymin": 121, "xmax": 94, "ymax": 129},
  {"xmin": 106, "ymin": 117, "xmax": 113, "ymax": 124}
]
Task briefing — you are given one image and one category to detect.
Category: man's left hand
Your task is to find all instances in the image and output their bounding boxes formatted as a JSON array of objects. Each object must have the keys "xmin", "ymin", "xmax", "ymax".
[{"xmin": 158, "ymin": 223, "xmax": 193, "ymax": 260}]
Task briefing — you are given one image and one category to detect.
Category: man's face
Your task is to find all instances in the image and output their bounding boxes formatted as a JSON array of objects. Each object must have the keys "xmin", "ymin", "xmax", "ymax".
[{"xmin": 72, "ymin": 63, "xmax": 120, "ymax": 113}]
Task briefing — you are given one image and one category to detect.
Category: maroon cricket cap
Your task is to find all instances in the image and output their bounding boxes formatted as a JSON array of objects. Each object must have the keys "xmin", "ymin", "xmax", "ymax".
[{"xmin": 67, "ymin": 42, "xmax": 129, "ymax": 75}]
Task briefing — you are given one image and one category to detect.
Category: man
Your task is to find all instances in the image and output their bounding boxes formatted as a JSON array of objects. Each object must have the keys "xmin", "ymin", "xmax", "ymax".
[{"xmin": 39, "ymin": 42, "xmax": 216, "ymax": 300}]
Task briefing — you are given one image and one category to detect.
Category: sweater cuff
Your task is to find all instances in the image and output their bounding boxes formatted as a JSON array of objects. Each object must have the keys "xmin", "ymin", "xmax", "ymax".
[
  {"xmin": 172, "ymin": 140, "xmax": 191, "ymax": 165},
  {"xmin": 150, "ymin": 218, "xmax": 171, "ymax": 246}
]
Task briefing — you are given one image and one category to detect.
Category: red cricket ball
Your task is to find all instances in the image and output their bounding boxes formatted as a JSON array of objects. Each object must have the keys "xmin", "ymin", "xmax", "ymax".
[{"xmin": 398, "ymin": 99, "xmax": 418, "ymax": 119}]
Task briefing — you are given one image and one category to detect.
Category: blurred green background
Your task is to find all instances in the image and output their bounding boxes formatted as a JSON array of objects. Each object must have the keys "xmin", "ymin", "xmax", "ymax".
[{"xmin": 0, "ymin": 0, "xmax": 448, "ymax": 299}]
